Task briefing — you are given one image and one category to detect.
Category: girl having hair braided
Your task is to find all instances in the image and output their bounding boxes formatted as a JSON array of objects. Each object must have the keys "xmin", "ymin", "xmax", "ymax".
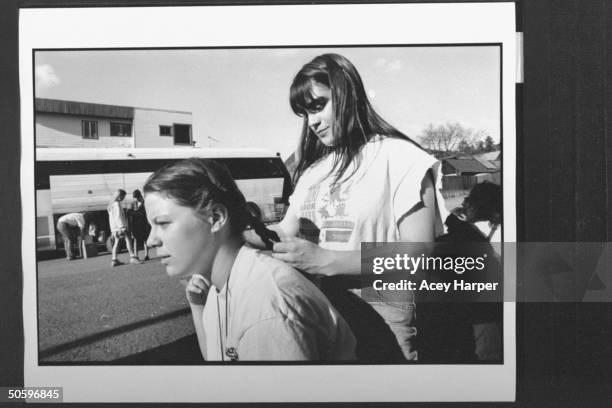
[{"xmin": 143, "ymin": 158, "xmax": 355, "ymax": 361}]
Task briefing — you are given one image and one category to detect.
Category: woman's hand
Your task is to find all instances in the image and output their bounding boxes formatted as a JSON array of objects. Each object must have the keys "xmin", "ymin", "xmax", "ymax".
[
  {"xmin": 271, "ymin": 237, "xmax": 342, "ymax": 276},
  {"xmin": 185, "ymin": 274, "xmax": 211, "ymax": 306}
]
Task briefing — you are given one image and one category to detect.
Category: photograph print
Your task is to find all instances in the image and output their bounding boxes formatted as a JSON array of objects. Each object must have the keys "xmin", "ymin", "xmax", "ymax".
[{"xmin": 33, "ymin": 45, "xmax": 503, "ymax": 365}]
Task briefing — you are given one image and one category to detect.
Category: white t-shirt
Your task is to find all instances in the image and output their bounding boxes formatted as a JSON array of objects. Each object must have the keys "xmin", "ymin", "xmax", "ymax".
[
  {"xmin": 108, "ymin": 201, "xmax": 127, "ymax": 232},
  {"xmin": 58, "ymin": 213, "xmax": 85, "ymax": 229},
  {"xmin": 288, "ymin": 136, "xmax": 438, "ymax": 250},
  {"xmin": 202, "ymin": 246, "xmax": 356, "ymax": 361}
]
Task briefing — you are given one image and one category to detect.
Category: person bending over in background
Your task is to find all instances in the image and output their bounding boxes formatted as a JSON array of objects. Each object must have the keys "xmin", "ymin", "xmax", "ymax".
[{"xmin": 56, "ymin": 212, "xmax": 91, "ymax": 260}]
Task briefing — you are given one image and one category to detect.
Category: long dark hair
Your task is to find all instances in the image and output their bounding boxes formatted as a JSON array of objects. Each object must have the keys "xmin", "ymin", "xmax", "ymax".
[
  {"xmin": 289, "ymin": 53, "xmax": 421, "ymax": 185},
  {"xmin": 143, "ymin": 158, "xmax": 279, "ymax": 248},
  {"xmin": 465, "ymin": 181, "xmax": 502, "ymax": 225}
]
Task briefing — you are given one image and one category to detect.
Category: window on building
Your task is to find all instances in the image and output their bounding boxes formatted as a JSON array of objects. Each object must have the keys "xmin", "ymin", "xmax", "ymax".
[
  {"xmin": 173, "ymin": 124, "xmax": 192, "ymax": 145},
  {"xmin": 82, "ymin": 120, "xmax": 98, "ymax": 139},
  {"xmin": 110, "ymin": 122, "xmax": 132, "ymax": 137},
  {"xmin": 159, "ymin": 125, "xmax": 172, "ymax": 136}
]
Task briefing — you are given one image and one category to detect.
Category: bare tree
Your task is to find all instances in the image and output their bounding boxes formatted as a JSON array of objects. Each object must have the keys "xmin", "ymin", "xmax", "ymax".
[{"xmin": 418, "ymin": 122, "xmax": 490, "ymax": 154}]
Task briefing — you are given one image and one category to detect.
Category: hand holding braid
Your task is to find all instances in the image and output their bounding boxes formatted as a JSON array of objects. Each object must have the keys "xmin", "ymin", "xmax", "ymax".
[{"xmin": 247, "ymin": 214, "xmax": 280, "ymax": 250}]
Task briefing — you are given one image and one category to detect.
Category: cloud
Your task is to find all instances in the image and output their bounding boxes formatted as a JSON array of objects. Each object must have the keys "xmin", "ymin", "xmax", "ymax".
[
  {"xmin": 35, "ymin": 64, "xmax": 60, "ymax": 90},
  {"xmin": 374, "ymin": 57, "xmax": 403, "ymax": 73}
]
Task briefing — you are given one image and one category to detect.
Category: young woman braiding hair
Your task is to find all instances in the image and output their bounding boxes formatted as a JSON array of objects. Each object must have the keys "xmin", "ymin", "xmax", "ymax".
[{"xmin": 247, "ymin": 53, "xmax": 439, "ymax": 361}]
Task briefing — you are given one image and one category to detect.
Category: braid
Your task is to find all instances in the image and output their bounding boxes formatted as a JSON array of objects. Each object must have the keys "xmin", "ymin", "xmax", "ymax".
[
  {"xmin": 246, "ymin": 214, "xmax": 280, "ymax": 250},
  {"xmin": 144, "ymin": 158, "xmax": 281, "ymax": 248}
]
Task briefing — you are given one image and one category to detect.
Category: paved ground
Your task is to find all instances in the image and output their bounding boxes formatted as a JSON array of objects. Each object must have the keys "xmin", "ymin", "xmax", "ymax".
[
  {"xmin": 36, "ymin": 192, "xmax": 467, "ymax": 365},
  {"xmin": 37, "ymin": 249, "xmax": 201, "ymax": 364}
]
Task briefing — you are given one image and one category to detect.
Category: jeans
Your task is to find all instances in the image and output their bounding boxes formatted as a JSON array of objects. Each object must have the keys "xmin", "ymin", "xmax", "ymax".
[
  {"xmin": 318, "ymin": 277, "xmax": 413, "ymax": 362},
  {"xmin": 57, "ymin": 221, "xmax": 80, "ymax": 259},
  {"xmin": 370, "ymin": 299, "xmax": 418, "ymax": 360}
]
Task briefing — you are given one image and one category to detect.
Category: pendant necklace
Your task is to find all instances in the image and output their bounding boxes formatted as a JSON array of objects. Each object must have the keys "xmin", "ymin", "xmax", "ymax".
[{"xmin": 216, "ymin": 267, "xmax": 238, "ymax": 361}]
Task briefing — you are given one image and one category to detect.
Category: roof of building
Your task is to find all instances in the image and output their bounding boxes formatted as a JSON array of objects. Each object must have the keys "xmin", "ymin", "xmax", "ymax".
[
  {"xmin": 473, "ymin": 151, "xmax": 501, "ymax": 169},
  {"xmin": 36, "ymin": 98, "xmax": 134, "ymax": 119},
  {"xmin": 35, "ymin": 98, "xmax": 192, "ymax": 118},
  {"xmin": 36, "ymin": 147, "xmax": 279, "ymax": 161},
  {"xmin": 474, "ymin": 151, "xmax": 501, "ymax": 161},
  {"xmin": 444, "ymin": 158, "xmax": 495, "ymax": 174}
]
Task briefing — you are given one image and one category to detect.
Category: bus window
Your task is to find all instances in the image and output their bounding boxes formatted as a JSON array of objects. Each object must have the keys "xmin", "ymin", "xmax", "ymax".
[{"xmin": 35, "ymin": 152, "xmax": 291, "ymax": 253}]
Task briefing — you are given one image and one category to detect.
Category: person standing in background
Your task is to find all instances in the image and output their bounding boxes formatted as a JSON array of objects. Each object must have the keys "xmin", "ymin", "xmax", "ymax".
[
  {"xmin": 108, "ymin": 189, "xmax": 140, "ymax": 267},
  {"xmin": 128, "ymin": 189, "xmax": 151, "ymax": 261}
]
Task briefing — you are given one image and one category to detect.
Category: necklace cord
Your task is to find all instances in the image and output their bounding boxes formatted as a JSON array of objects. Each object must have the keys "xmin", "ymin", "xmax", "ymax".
[{"xmin": 216, "ymin": 266, "xmax": 232, "ymax": 361}]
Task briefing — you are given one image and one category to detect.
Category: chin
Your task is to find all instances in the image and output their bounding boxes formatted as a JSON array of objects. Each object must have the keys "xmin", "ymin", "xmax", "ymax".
[
  {"xmin": 165, "ymin": 265, "xmax": 184, "ymax": 277},
  {"xmin": 319, "ymin": 137, "xmax": 336, "ymax": 147}
]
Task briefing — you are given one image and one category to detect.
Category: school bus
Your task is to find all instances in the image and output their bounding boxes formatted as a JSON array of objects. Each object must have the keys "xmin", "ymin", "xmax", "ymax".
[{"xmin": 35, "ymin": 147, "xmax": 292, "ymax": 253}]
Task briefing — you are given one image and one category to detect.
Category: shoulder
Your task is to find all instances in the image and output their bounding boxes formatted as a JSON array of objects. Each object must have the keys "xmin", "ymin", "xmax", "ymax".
[
  {"xmin": 365, "ymin": 136, "xmax": 437, "ymax": 180},
  {"xmin": 233, "ymin": 247, "xmax": 325, "ymax": 318},
  {"xmin": 296, "ymin": 155, "xmax": 331, "ymax": 183},
  {"xmin": 375, "ymin": 136, "xmax": 435, "ymax": 163},
  {"xmin": 239, "ymin": 247, "xmax": 311, "ymax": 292}
]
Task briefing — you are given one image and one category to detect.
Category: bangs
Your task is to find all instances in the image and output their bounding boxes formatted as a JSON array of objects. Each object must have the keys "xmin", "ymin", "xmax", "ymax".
[{"xmin": 289, "ymin": 77, "xmax": 317, "ymax": 116}]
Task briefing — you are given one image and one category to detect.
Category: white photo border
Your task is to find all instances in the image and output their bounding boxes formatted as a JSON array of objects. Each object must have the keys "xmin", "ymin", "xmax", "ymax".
[{"xmin": 20, "ymin": 3, "xmax": 517, "ymax": 403}]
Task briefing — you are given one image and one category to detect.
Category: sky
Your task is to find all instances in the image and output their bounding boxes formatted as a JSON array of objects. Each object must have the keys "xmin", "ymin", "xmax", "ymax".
[{"xmin": 35, "ymin": 46, "xmax": 500, "ymax": 160}]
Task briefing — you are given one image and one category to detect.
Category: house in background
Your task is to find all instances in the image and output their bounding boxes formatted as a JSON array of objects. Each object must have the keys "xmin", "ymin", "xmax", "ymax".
[
  {"xmin": 35, "ymin": 98, "xmax": 193, "ymax": 148},
  {"xmin": 441, "ymin": 153, "xmax": 501, "ymax": 192},
  {"xmin": 473, "ymin": 151, "xmax": 501, "ymax": 171}
]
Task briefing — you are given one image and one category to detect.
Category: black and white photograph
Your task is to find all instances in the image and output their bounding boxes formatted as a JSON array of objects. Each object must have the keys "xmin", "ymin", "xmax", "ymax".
[
  {"xmin": 34, "ymin": 46, "xmax": 503, "ymax": 365},
  {"xmin": 18, "ymin": 3, "xmax": 517, "ymax": 403}
]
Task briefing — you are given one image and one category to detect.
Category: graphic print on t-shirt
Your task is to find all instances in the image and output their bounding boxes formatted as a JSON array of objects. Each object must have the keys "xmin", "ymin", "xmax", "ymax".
[{"xmin": 300, "ymin": 180, "xmax": 356, "ymax": 245}]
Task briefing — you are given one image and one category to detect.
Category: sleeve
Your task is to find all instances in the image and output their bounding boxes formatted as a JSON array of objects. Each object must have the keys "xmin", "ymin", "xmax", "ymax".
[
  {"xmin": 110, "ymin": 202, "xmax": 126, "ymax": 229},
  {"xmin": 237, "ymin": 317, "xmax": 319, "ymax": 361},
  {"xmin": 387, "ymin": 140, "xmax": 438, "ymax": 222},
  {"xmin": 284, "ymin": 173, "xmax": 309, "ymax": 222}
]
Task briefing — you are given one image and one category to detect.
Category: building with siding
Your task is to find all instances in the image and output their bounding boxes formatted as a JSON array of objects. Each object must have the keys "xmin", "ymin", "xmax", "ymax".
[
  {"xmin": 35, "ymin": 98, "xmax": 193, "ymax": 148},
  {"xmin": 440, "ymin": 154, "xmax": 501, "ymax": 192}
]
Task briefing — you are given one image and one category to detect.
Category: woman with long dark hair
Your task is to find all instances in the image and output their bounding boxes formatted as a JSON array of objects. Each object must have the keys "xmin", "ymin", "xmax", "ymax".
[
  {"xmin": 250, "ymin": 53, "xmax": 438, "ymax": 361},
  {"xmin": 144, "ymin": 158, "xmax": 355, "ymax": 361},
  {"xmin": 128, "ymin": 189, "xmax": 151, "ymax": 261}
]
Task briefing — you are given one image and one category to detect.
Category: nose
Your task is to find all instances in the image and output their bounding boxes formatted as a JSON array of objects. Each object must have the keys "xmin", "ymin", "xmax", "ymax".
[
  {"xmin": 308, "ymin": 112, "xmax": 321, "ymax": 131},
  {"xmin": 146, "ymin": 227, "xmax": 160, "ymax": 248}
]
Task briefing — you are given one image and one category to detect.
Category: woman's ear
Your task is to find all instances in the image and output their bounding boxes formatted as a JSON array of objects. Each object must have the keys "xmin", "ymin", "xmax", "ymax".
[{"xmin": 209, "ymin": 204, "xmax": 229, "ymax": 233}]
